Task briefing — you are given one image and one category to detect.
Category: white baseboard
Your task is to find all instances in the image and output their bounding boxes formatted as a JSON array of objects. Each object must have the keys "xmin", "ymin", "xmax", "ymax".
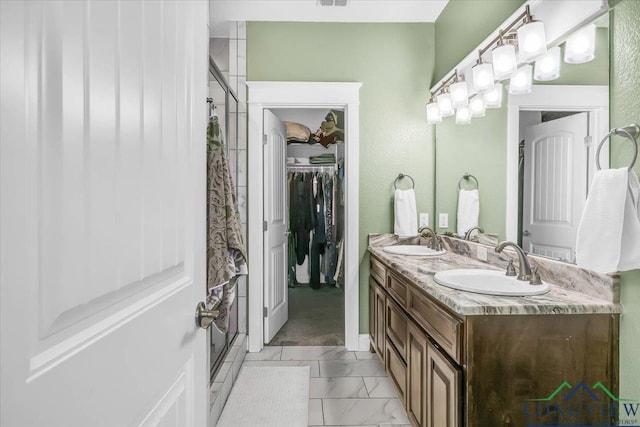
[{"xmin": 358, "ymin": 334, "xmax": 371, "ymax": 352}]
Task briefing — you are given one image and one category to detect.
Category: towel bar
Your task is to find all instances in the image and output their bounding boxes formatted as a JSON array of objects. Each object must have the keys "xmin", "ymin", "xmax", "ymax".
[
  {"xmin": 458, "ymin": 173, "xmax": 479, "ymax": 190},
  {"xmin": 394, "ymin": 173, "xmax": 415, "ymax": 189},
  {"xmin": 596, "ymin": 124, "xmax": 640, "ymax": 171}
]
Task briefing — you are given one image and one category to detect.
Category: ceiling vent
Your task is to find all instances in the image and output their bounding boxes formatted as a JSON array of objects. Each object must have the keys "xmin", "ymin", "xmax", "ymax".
[{"xmin": 317, "ymin": 0, "xmax": 349, "ymax": 6}]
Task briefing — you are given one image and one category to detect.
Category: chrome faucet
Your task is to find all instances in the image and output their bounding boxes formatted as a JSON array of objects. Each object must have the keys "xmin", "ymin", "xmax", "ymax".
[
  {"xmin": 494, "ymin": 241, "xmax": 532, "ymax": 281},
  {"xmin": 463, "ymin": 226, "xmax": 484, "ymax": 241},
  {"xmin": 418, "ymin": 226, "xmax": 442, "ymax": 251}
]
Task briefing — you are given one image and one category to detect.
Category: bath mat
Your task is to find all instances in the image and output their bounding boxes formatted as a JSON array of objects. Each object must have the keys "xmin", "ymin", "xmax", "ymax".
[{"xmin": 216, "ymin": 366, "xmax": 310, "ymax": 427}]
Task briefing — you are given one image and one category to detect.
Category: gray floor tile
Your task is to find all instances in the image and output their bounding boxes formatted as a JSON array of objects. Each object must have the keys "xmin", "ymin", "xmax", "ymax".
[
  {"xmin": 322, "ymin": 398, "xmax": 410, "ymax": 425},
  {"xmin": 244, "ymin": 346, "xmax": 282, "ymax": 361},
  {"xmin": 363, "ymin": 377, "xmax": 399, "ymax": 398},
  {"xmin": 308, "ymin": 398, "xmax": 324, "ymax": 425},
  {"xmin": 319, "ymin": 359, "xmax": 386, "ymax": 377},
  {"xmin": 241, "ymin": 360, "xmax": 320, "ymax": 377},
  {"xmin": 309, "ymin": 377, "xmax": 368, "ymax": 398},
  {"xmin": 354, "ymin": 351, "xmax": 376, "ymax": 360},
  {"xmin": 281, "ymin": 345, "xmax": 356, "ymax": 361}
]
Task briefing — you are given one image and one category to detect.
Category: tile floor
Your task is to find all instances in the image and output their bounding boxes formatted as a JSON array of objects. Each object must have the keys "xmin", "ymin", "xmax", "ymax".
[{"xmin": 241, "ymin": 345, "xmax": 411, "ymax": 426}]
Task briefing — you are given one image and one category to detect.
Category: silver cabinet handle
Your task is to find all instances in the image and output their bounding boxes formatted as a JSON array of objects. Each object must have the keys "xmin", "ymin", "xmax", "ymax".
[
  {"xmin": 523, "ymin": 230, "xmax": 531, "ymax": 236},
  {"xmin": 195, "ymin": 302, "xmax": 218, "ymax": 329}
]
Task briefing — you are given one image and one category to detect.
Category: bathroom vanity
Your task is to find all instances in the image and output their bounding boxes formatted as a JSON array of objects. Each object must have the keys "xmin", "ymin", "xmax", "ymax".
[{"xmin": 369, "ymin": 234, "xmax": 621, "ymax": 427}]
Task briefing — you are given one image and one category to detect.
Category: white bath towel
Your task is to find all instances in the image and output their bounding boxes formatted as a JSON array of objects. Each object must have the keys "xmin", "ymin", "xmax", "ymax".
[
  {"xmin": 457, "ymin": 189, "xmax": 480, "ymax": 237},
  {"xmin": 576, "ymin": 168, "xmax": 640, "ymax": 273},
  {"xmin": 394, "ymin": 189, "xmax": 417, "ymax": 237}
]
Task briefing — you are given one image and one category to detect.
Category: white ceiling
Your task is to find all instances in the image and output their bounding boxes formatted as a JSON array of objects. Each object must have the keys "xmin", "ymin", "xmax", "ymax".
[{"xmin": 209, "ymin": 0, "xmax": 449, "ymax": 37}]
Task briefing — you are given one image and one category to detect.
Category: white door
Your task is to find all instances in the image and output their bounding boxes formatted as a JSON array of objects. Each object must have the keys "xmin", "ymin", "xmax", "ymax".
[
  {"xmin": 0, "ymin": 1, "xmax": 209, "ymax": 426},
  {"xmin": 263, "ymin": 110, "xmax": 288, "ymax": 343},
  {"xmin": 523, "ymin": 112, "xmax": 589, "ymax": 262}
]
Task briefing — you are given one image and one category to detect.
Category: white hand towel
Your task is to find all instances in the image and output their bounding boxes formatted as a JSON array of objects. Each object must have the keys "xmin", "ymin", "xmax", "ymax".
[
  {"xmin": 457, "ymin": 189, "xmax": 480, "ymax": 237},
  {"xmin": 576, "ymin": 168, "xmax": 640, "ymax": 273},
  {"xmin": 394, "ymin": 189, "xmax": 417, "ymax": 237}
]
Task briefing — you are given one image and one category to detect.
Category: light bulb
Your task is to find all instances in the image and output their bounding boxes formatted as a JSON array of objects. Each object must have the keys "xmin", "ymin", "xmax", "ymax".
[
  {"xmin": 517, "ymin": 21, "xmax": 547, "ymax": 62},
  {"xmin": 483, "ymin": 83, "xmax": 503, "ymax": 109},
  {"xmin": 564, "ymin": 24, "xmax": 596, "ymax": 64},
  {"xmin": 455, "ymin": 106, "xmax": 471, "ymax": 124},
  {"xmin": 534, "ymin": 46, "xmax": 561, "ymax": 81},
  {"xmin": 509, "ymin": 64, "xmax": 533, "ymax": 95},
  {"xmin": 491, "ymin": 44, "xmax": 517, "ymax": 80},
  {"xmin": 472, "ymin": 62, "xmax": 495, "ymax": 93},
  {"xmin": 450, "ymin": 81, "xmax": 469, "ymax": 108},
  {"xmin": 469, "ymin": 96, "xmax": 486, "ymax": 118},
  {"xmin": 436, "ymin": 92, "xmax": 454, "ymax": 117},
  {"xmin": 426, "ymin": 102, "xmax": 442, "ymax": 124}
]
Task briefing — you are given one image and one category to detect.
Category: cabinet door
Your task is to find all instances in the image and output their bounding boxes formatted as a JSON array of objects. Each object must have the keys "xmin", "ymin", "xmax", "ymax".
[
  {"xmin": 426, "ymin": 341, "xmax": 461, "ymax": 427},
  {"xmin": 375, "ymin": 284, "xmax": 386, "ymax": 360},
  {"xmin": 407, "ymin": 321, "xmax": 428, "ymax": 427},
  {"xmin": 386, "ymin": 297, "xmax": 408, "ymax": 360},
  {"xmin": 369, "ymin": 278, "xmax": 376, "ymax": 349}
]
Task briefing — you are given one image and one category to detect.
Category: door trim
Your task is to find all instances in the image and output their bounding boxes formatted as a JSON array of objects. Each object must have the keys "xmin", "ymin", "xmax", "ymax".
[
  {"xmin": 246, "ymin": 81, "xmax": 362, "ymax": 352},
  {"xmin": 506, "ymin": 85, "xmax": 608, "ymax": 242}
]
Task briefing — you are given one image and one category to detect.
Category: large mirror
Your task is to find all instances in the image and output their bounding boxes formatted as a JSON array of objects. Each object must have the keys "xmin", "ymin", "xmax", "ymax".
[{"xmin": 433, "ymin": 8, "xmax": 610, "ymax": 264}]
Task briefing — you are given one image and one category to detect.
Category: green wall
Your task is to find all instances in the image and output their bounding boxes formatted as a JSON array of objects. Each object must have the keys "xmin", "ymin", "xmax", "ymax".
[
  {"xmin": 433, "ymin": 0, "xmax": 525, "ymax": 84},
  {"xmin": 609, "ymin": 0, "xmax": 640, "ymax": 399},
  {"xmin": 247, "ymin": 22, "xmax": 436, "ymax": 333}
]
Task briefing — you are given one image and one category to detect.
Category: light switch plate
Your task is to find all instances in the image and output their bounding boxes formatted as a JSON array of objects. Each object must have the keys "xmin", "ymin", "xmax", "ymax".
[
  {"xmin": 438, "ymin": 213, "xmax": 448, "ymax": 229},
  {"xmin": 477, "ymin": 246, "xmax": 488, "ymax": 262},
  {"xmin": 419, "ymin": 213, "xmax": 430, "ymax": 227}
]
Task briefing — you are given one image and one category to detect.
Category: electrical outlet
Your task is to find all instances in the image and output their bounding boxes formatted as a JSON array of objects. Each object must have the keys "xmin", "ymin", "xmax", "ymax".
[
  {"xmin": 419, "ymin": 213, "xmax": 430, "ymax": 227},
  {"xmin": 438, "ymin": 213, "xmax": 449, "ymax": 229},
  {"xmin": 477, "ymin": 246, "xmax": 488, "ymax": 262}
]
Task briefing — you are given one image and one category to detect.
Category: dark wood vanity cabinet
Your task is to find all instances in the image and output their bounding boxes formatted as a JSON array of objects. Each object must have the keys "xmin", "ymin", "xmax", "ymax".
[{"xmin": 369, "ymin": 254, "xmax": 619, "ymax": 427}]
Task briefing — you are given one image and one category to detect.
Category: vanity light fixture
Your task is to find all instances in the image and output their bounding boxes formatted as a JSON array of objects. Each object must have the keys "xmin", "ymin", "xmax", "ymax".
[
  {"xmin": 437, "ymin": 90, "xmax": 455, "ymax": 118},
  {"xmin": 472, "ymin": 53, "xmax": 495, "ymax": 93},
  {"xmin": 426, "ymin": 99, "xmax": 442, "ymax": 124},
  {"xmin": 469, "ymin": 96, "xmax": 486, "ymax": 118},
  {"xmin": 564, "ymin": 23, "xmax": 596, "ymax": 64},
  {"xmin": 491, "ymin": 32, "xmax": 518, "ymax": 80},
  {"xmin": 534, "ymin": 46, "xmax": 561, "ymax": 81},
  {"xmin": 450, "ymin": 73, "xmax": 469, "ymax": 108},
  {"xmin": 509, "ymin": 64, "xmax": 533, "ymax": 95},
  {"xmin": 455, "ymin": 106, "xmax": 471, "ymax": 124},
  {"xmin": 483, "ymin": 83, "xmax": 503, "ymax": 109},
  {"xmin": 516, "ymin": 6, "xmax": 547, "ymax": 62}
]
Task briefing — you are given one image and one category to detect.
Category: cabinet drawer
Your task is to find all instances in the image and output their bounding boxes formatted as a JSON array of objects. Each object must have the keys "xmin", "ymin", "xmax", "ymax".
[
  {"xmin": 386, "ymin": 271, "xmax": 408, "ymax": 308},
  {"xmin": 408, "ymin": 288, "xmax": 462, "ymax": 363},
  {"xmin": 385, "ymin": 338, "xmax": 407, "ymax": 406},
  {"xmin": 370, "ymin": 256, "xmax": 386, "ymax": 285},
  {"xmin": 386, "ymin": 297, "xmax": 407, "ymax": 361}
]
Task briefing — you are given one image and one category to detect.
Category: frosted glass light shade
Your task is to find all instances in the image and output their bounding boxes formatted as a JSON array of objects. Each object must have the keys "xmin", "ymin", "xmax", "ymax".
[
  {"xmin": 450, "ymin": 81, "xmax": 469, "ymax": 108},
  {"xmin": 426, "ymin": 102, "xmax": 442, "ymax": 124},
  {"xmin": 472, "ymin": 62, "xmax": 495, "ymax": 93},
  {"xmin": 564, "ymin": 24, "xmax": 596, "ymax": 64},
  {"xmin": 437, "ymin": 92, "xmax": 454, "ymax": 117},
  {"xmin": 483, "ymin": 83, "xmax": 503, "ymax": 109},
  {"xmin": 534, "ymin": 46, "xmax": 561, "ymax": 81},
  {"xmin": 517, "ymin": 21, "xmax": 547, "ymax": 62},
  {"xmin": 509, "ymin": 64, "xmax": 533, "ymax": 95},
  {"xmin": 491, "ymin": 44, "xmax": 518, "ymax": 80},
  {"xmin": 456, "ymin": 106, "xmax": 471, "ymax": 124},
  {"xmin": 469, "ymin": 96, "xmax": 486, "ymax": 118}
]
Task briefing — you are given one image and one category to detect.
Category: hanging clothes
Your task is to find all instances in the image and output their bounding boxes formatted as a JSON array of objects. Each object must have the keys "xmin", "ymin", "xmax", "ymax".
[{"xmin": 206, "ymin": 115, "xmax": 247, "ymax": 333}]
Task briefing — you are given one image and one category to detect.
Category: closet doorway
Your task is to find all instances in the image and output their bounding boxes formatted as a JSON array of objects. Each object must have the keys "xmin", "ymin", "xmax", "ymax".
[{"xmin": 246, "ymin": 82, "xmax": 362, "ymax": 352}]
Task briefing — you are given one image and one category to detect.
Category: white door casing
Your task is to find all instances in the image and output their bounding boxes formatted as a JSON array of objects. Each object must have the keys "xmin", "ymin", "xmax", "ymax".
[
  {"xmin": 0, "ymin": 1, "xmax": 208, "ymax": 426},
  {"xmin": 246, "ymin": 82, "xmax": 362, "ymax": 352},
  {"xmin": 522, "ymin": 113, "xmax": 589, "ymax": 262},
  {"xmin": 263, "ymin": 110, "xmax": 289, "ymax": 342}
]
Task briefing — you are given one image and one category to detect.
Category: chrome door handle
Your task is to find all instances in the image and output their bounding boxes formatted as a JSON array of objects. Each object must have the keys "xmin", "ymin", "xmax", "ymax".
[
  {"xmin": 195, "ymin": 302, "xmax": 218, "ymax": 329},
  {"xmin": 523, "ymin": 230, "xmax": 531, "ymax": 236}
]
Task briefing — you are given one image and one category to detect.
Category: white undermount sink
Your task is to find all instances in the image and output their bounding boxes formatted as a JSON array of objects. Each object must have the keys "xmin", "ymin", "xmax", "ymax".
[
  {"xmin": 434, "ymin": 269, "xmax": 550, "ymax": 296},
  {"xmin": 382, "ymin": 245, "xmax": 446, "ymax": 256}
]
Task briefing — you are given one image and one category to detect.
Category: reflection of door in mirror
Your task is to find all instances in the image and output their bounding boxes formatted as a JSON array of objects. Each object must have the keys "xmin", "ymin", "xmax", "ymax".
[{"xmin": 521, "ymin": 112, "xmax": 589, "ymax": 263}]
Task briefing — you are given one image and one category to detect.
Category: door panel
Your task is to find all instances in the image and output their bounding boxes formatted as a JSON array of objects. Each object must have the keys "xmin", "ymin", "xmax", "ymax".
[
  {"xmin": 0, "ymin": 1, "xmax": 208, "ymax": 425},
  {"xmin": 263, "ymin": 109, "xmax": 288, "ymax": 342},
  {"xmin": 523, "ymin": 112, "xmax": 589, "ymax": 263},
  {"xmin": 408, "ymin": 321, "xmax": 428, "ymax": 427},
  {"xmin": 426, "ymin": 341, "xmax": 461, "ymax": 427}
]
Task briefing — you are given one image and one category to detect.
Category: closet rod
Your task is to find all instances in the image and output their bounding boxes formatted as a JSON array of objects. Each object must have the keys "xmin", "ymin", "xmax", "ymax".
[{"xmin": 287, "ymin": 164, "xmax": 335, "ymax": 172}]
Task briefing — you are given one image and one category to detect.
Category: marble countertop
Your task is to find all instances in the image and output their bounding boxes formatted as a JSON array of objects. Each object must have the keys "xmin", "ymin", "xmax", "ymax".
[{"xmin": 368, "ymin": 234, "xmax": 622, "ymax": 316}]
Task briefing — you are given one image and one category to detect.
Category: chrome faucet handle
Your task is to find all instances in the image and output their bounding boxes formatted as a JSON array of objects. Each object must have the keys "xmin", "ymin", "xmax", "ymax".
[
  {"xmin": 505, "ymin": 259, "xmax": 517, "ymax": 277},
  {"xmin": 529, "ymin": 266, "xmax": 543, "ymax": 285}
]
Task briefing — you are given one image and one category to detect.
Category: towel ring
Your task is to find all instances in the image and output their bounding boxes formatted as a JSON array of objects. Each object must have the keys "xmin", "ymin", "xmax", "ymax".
[
  {"xmin": 394, "ymin": 173, "xmax": 415, "ymax": 189},
  {"xmin": 458, "ymin": 173, "xmax": 479, "ymax": 190},
  {"xmin": 596, "ymin": 124, "xmax": 640, "ymax": 171}
]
